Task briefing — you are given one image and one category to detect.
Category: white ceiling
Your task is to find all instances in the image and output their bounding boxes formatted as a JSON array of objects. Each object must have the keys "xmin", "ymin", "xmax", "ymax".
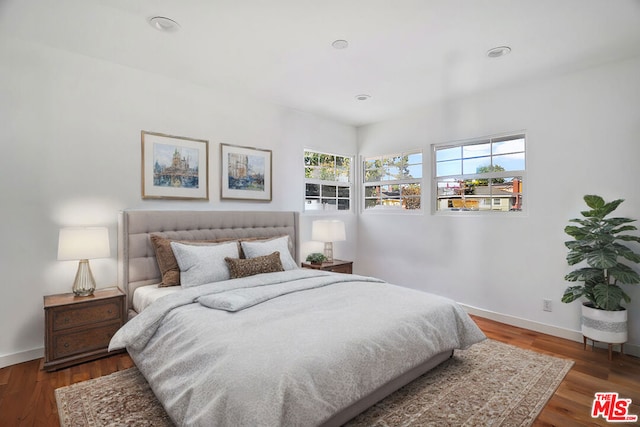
[{"xmin": 2, "ymin": 0, "xmax": 640, "ymax": 126}]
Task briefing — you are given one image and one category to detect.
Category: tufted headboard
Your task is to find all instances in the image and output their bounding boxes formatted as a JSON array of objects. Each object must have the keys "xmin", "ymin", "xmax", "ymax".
[{"xmin": 118, "ymin": 210, "xmax": 300, "ymax": 316}]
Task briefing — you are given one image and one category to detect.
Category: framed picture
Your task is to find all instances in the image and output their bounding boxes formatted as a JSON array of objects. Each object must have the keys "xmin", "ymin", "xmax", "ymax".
[
  {"xmin": 220, "ymin": 143, "xmax": 272, "ymax": 201},
  {"xmin": 141, "ymin": 131, "xmax": 209, "ymax": 200}
]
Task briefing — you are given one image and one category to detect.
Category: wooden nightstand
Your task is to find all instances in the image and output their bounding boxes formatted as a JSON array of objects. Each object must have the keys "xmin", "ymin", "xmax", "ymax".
[
  {"xmin": 43, "ymin": 287, "xmax": 125, "ymax": 371},
  {"xmin": 301, "ymin": 259, "xmax": 353, "ymax": 274}
]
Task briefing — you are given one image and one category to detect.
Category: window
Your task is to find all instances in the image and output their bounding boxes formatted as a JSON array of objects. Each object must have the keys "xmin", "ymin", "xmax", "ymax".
[
  {"xmin": 363, "ymin": 150, "xmax": 422, "ymax": 211},
  {"xmin": 434, "ymin": 133, "xmax": 525, "ymax": 212},
  {"xmin": 304, "ymin": 150, "xmax": 352, "ymax": 211}
]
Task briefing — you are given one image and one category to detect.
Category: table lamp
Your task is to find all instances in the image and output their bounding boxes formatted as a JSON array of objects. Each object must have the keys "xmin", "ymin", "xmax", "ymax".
[
  {"xmin": 57, "ymin": 227, "xmax": 110, "ymax": 296},
  {"xmin": 311, "ymin": 220, "xmax": 346, "ymax": 262}
]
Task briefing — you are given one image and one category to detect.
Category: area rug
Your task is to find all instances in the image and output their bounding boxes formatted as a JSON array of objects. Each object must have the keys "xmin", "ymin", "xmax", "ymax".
[{"xmin": 55, "ymin": 339, "xmax": 573, "ymax": 426}]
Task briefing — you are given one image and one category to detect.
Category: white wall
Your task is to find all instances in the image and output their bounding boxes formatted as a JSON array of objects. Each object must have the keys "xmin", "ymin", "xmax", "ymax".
[
  {"xmin": 0, "ymin": 37, "xmax": 357, "ymax": 367},
  {"xmin": 356, "ymin": 57, "xmax": 640, "ymax": 355}
]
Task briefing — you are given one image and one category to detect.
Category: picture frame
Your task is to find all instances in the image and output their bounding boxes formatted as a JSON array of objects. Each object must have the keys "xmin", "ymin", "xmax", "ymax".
[
  {"xmin": 220, "ymin": 143, "xmax": 272, "ymax": 201},
  {"xmin": 141, "ymin": 131, "xmax": 209, "ymax": 200}
]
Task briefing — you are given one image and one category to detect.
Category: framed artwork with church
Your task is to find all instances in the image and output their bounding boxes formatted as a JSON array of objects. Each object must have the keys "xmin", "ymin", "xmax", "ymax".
[
  {"xmin": 141, "ymin": 130, "xmax": 209, "ymax": 200},
  {"xmin": 220, "ymin": 143, "xmax": 272, "ymax": 201}
]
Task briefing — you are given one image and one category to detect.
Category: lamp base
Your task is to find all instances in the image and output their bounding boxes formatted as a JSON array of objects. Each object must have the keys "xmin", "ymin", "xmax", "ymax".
[
  {"xmin": 323, "ymin": 242, "xmax": 334, "ymax": 263},
  {"xmin": 72, "ymin": 259, "xmax": 96, "ymax": 296}
]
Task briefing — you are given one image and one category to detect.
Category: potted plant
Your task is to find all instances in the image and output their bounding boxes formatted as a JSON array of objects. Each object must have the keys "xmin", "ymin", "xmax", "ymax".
[
  {"xmin": 306, "ymin": 252, "xmax": 327, "ymax": 265},
  {"xmin": 562, "ymin": 195, "xmax": 640, "ymax": 346}
]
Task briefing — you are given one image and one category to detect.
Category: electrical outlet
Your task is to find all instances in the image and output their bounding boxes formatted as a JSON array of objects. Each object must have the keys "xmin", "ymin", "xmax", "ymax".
[{"xmin": 543, "ymin": 299, "xmax": 552, "ymax": 312}]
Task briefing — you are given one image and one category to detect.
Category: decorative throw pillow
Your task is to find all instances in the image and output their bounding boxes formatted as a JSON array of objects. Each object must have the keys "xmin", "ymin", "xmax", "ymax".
[
  {"xmin": 225, "ymin": 251, "xmax": 284, "ymax": 279},
  {"xmin": 170, "ymin": 241, "xmax": 240, "ymax": 288},
  {"xmin": 150, "ymin": 235, "xmax": 237, "ymax": 287},
  {"xmin": 240, "ymin": 235, "xmax": 298, "ymax": 270}
]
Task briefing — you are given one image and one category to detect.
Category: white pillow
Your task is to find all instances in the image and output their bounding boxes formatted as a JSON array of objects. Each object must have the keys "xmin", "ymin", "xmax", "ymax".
[
  {"xmin": 241, "ymin": 236, "xmax": 298, "ymax": 271},
  {"xmin": 170, "ymin": 241, "xmax": 239, "ymax": 287}
]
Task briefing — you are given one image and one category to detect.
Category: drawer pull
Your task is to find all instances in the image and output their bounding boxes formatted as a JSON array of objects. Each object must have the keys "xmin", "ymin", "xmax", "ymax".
[
  {"xmin": 64, "ymin": 318, "xmax": 70, "ymax": 323},
  {"xmin": 64, "ymin": 343, "xmax": 69, "ymax": 348},
  {"xmin": 107, "ymin": 310, "xmax": 112, "ymax": 314}
]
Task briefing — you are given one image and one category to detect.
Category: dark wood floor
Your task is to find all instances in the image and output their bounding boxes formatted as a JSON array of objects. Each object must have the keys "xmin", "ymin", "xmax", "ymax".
[{"xmin": 1, "ymin": 315, "xmax": 638, "ymax": 426}]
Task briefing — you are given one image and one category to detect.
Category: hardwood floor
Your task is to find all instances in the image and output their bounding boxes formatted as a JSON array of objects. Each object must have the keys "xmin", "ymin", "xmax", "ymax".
[
  {"xmin": 473, "ymin": 316, "xmax": 640, "ymax": 426},
  {"xmin": 1, "ymin": 315, "xmax": 638, "ymax": 426},
  {"xmin": 0, "ymin": 353, "xmax": 134, "ymax": 426}
]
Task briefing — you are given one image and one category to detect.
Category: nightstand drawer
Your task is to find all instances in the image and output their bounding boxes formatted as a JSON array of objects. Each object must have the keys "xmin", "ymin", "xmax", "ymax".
[
  {"xmin": 328, "ymin": 263, "xmax": 352, "ymax": 274},
  {"xmin": 53, "ymin": 322, "xmax": 120, "ymax": 359},
  {"xmin": 52, "ymin": 300, "xmax": 121, "ymax": 331},
  {"xmin": 302, "ymin": 259, "xmax": 353, "ymax": 274}
]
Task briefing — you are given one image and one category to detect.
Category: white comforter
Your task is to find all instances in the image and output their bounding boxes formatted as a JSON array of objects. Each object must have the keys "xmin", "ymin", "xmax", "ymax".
[{"xmin": 110, "ymin": 269, "xmax": 485, "ymax": 427}]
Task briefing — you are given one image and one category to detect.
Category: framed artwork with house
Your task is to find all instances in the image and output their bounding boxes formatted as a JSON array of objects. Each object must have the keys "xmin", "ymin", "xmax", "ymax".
[{"xmin": 141, "ymin": 131, "xmax": 209, "ymax": 200}]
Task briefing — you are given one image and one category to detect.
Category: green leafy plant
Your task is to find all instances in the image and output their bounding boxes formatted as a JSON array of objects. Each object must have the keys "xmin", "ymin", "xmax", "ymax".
[
  {"xmin": 306, "ymin": 252, "xmax": 327, "ymax": 264},
  {"xmin": 562, "ymin": 195, "xmax": 640, "ymax": 311}
]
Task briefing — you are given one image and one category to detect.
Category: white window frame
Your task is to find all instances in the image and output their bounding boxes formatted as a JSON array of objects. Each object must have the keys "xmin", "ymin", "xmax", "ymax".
[
  {"xmin": 361, "ymin": 150, "xmax": 423, "ymax": 213},
  {"xmin": 303, "ymin": 149, "xmax": 353, "ymax": 213},
  {"xmin": 432, "ymin": 132, "xmax": 526, "ymax": 215}
]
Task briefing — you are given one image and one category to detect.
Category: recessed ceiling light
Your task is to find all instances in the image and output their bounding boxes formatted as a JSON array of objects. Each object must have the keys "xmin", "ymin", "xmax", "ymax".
[
  {"xmin": 355, "ymin": 94, "xmax": 371, "ymax": 101},
  {"xmin": 487, "ymin": 46, "xmax": 511, "ymax": 58},
  {"xmin": 148, "ymin": 16, "xmax": 181, "ymax": 33},
  {"xmin": 332, "ymin": 39, "xmax": 349, "ymax": 49}
]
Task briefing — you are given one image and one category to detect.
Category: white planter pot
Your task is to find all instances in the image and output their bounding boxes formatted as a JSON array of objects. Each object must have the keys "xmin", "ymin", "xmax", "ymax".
[{"xmin": 581, "ymin": 303, "xmax": 627, "ymax": 344}]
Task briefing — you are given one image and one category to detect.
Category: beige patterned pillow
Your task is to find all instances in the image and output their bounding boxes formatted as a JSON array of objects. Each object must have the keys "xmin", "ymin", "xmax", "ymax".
[{"xmin": 225, "ymin": 251, "xmax": 284, "ymax": 279}]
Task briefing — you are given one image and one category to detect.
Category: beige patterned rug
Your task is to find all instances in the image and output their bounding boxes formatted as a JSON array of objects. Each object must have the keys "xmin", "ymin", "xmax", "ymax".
[{"xmin": 55, "ymin": 339, "xmax": 573, "ymax": 426}]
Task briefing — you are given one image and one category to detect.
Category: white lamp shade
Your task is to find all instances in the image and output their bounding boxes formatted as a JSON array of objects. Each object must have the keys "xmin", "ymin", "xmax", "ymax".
[
  {"xmin": 57, "ymin": 227, "xmax": 110, "ymax": 261},
  {"xmin": 311, "ymin": 220, "xmax": 346, "ymax": 243}
]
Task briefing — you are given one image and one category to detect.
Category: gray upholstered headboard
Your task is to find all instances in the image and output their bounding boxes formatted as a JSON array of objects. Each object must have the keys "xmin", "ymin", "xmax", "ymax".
[{"xmin": 118, "ymin": 210, "xmax": 300, "ymax": 314}]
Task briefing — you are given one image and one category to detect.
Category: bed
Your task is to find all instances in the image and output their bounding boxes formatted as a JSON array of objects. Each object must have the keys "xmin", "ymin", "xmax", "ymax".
[{"xmin": 110, "ymin": 209, "xmax": 485, "ymax": 427}]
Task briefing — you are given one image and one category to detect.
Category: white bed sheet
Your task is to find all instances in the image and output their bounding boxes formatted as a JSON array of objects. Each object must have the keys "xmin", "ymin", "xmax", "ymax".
[{"xmin": 132, "ymin": 284, "xmax": 180, "ymax": 313}]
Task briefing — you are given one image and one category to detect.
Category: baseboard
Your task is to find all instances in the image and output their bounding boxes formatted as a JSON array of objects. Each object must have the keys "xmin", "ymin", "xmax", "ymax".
[
  {"xmin": 0, "ymin": 347, "xmax": 43, "ymax": 369},
  {"xmin": 461, "ymin": 304, "xmax": 640, "ymax": 358}
]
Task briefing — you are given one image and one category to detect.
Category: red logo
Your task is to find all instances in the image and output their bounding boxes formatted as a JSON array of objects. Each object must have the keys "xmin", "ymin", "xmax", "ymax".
[{"xmin": 592, "ymin": 392, "xmax": 638, "ymax": 422}]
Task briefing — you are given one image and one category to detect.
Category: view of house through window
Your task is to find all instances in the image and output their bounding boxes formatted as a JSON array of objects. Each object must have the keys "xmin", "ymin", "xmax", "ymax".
[
  {"xmin": 434, "ymin": 134, "xmax": 525, "ymax": 212},
  {"xmin": 304, "ymin": 150, "xmax": 352, "ymax": 211},
  {"xmin": 363, "ymin": 151, "xmax": 422, "ymax": 211}
]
